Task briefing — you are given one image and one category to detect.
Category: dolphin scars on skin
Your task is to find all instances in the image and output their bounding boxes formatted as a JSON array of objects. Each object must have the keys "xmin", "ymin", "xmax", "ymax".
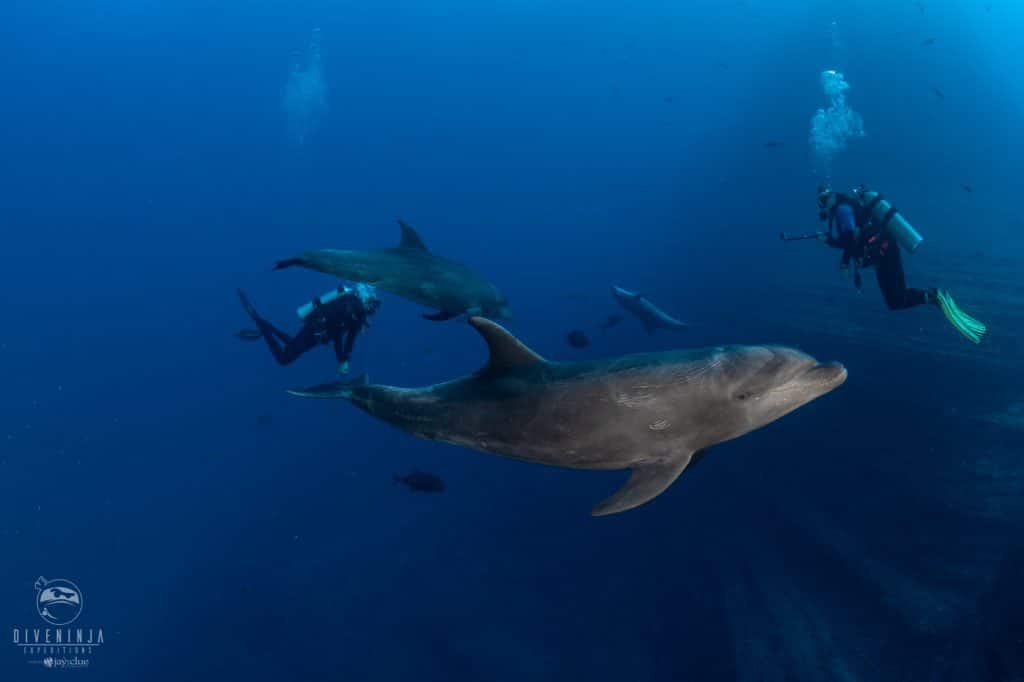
[{"xmin": 289, "ymin": 318, "xmax": 847, "ymax": 516}]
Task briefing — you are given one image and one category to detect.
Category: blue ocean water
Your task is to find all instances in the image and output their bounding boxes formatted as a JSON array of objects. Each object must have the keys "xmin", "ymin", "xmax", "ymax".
[{"xmin": 2, "ymin": 1, "xmax": 1023, "ymax": 679}]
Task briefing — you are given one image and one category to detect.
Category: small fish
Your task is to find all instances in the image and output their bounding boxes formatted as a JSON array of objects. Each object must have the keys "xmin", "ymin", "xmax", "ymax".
[
  {"xmin": 763, "ymin": 140, "xmax": 783, "ymax": 149},
  {"xmin": 931, "ymin": 86, "xmax": 945, "ymax": 100},
  {"xmin": 663, "ymin": 96, "xmax": 674, "ymax": 104},
  {"xmin": 566, "ymin": 330, "xmax": 590, "ymax": 349},
  {"xmin": 394, "ymin": 471, "xmax": 445, "ymax": 493},
  {"xmin": 922, "ymin": 37, "xmax": 936, "ymax": 46},
  {"xmin": 961, "ymin": 183, "xmax": 973, "ymax": 195},
  {"xmin": 235, "ymin": 328, "xmax": 262, "ymax": 341},
  {"xmin": 713, "ymin": 59, "xmax": 730, "ymax": 71},
  {"xmin": 600, "ymin": 313, "xmax": 625, "ymax": 330},
  {"xmin": 256, "ymin": 413, "xmax": 273, "ymax": 426},
  {"xmin": 916, "ymin": 1, "xmax": 925, "ymax": 13}
]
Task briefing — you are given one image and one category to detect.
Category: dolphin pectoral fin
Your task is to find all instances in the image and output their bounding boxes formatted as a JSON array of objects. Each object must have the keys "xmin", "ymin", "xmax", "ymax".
[
  {"xmin": 397, "ymin": 219, "xmax": 430, "ymax": 251},
  {"xmin": 423, "ymin": 310, "xmax": 458, "ymax": 321},
  {"xmin": 591, "ymin": 453, "xmax": 695, "ymax": 516},
  {"xmin": 644, "ymin": 321, "xmax": 657, "ymax": 335},
  {"xmin": 287, "ymin": 374, "xmax": 368, "ymax": 399},
  {"xmin": 687, "ymin": 448, "xmax": 710, "ymax": 469}
]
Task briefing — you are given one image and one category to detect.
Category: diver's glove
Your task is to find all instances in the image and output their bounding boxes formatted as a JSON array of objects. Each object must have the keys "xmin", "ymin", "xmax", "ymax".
[{"xmin": 338, "ymin": 361, "xmax": 350, "ymax": 375}]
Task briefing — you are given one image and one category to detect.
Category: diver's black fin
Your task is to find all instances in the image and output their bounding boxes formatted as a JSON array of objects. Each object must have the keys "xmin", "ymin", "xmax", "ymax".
[
  {"xmin": 468, "ymin": 317, "xmax": 545, "ymax": 376},
  {"xmin": 423, "ymin": 310, "xmax": 458, "ymax": 321},
  {"xmin": 591, "ymin": 451, "xmax": 697, "ymax": 516},
  {"xmin": 236, "ymin": 289, "xmax": 259, "ymax": 319},
  {"xmin": 397, "ymin": 220, "xmax": 429, "ymax": 251},
  {"xmin": 287, "ymin": 374, "xmax": 368, "ymax": 399}
]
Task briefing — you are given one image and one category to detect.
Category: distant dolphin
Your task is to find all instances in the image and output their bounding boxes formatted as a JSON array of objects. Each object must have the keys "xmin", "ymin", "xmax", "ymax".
[
  {"xmin": 275, "ymin": 220, "xmax": 510, "ymax": 321},
  {"xmin": 611, "ymin": 285, "xmax": 689, "ymax": 333},
  {"xmin": 289, "ymin": 318, "xmax": 846, "ymax": 515}
]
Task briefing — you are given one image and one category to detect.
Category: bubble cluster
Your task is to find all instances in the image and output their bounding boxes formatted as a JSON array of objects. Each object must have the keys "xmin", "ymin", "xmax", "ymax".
[
  {"xmin": 809, "ymin": 69, "xmax": 865, "ymax": 179},
  {"xmin": 284, "ymin": 28, "xmax": 328, "ymax": 146}
]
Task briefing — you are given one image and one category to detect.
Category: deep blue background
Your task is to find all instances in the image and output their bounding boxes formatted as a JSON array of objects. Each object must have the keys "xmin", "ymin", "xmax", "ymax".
[{"xmin": 2, "ymin": 1, "xmax": 1022, "ymax": 680}]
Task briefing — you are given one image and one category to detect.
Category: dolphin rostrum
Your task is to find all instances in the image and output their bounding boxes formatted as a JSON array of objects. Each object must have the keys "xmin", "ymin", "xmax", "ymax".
[
  {"xmin": 275, "ymin": 220, "xmax": 511, "ymax": 321},
  {"xmin": 611, "ymin": 285, "xmax": 689, "ymax": 333},
  {"xmin": 290, "ymin": 318, "xmax": 847, "ymax": 515}
]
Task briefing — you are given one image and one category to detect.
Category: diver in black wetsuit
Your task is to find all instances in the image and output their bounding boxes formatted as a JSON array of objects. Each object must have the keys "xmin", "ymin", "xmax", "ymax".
[
  {"xmin": 237, "ymin": 284, "xmax": 381, "ymax": 373},
  {"xmin": 816, "ymin": 186, "xmax": 936, "ymax": 309},
  {"xmin": 814, "ymin": 185, "xmax": 987, "ymax": 343}
]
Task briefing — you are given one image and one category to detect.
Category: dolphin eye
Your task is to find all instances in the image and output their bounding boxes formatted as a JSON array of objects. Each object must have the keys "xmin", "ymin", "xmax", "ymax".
[{"xmin": 735, "ymin": 392, "xmax": 750, "ymax": 401}]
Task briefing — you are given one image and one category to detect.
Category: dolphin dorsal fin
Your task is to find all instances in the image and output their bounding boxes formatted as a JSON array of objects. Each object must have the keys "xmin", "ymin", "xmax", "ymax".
[
  {"xmin": 397, "ymin": 219, "xmax": 429, "ymax": 251},
  {"xmin": 469, "ymin": 317, "xmax": 545, "ymax": 375}
]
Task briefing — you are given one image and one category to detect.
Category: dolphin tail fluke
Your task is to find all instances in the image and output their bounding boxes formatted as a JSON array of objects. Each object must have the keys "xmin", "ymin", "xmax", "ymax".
[
  {"xmin": 273, "ymin": 257, "xmax": 305, "ymax": 271},
  {"xmin": 287, "ymin": 374, "xmax": 368, "ymax": 399},
  {"xmin": 591, "ymin": 451, "xmax": 698, "ymax": 516}
]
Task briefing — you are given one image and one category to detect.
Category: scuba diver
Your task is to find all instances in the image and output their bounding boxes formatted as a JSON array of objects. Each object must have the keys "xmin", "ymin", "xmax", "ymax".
[
  {"xmin": 236, "ymin": 283, "xmax": 381, "ymax": 373},
  {"xmin": 814, "ymin": 184, "xmax": 987, "ymax": 343}
]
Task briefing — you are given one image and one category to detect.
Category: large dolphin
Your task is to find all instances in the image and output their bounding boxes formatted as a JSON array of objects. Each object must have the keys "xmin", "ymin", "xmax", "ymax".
[
  {"xmin": 611, "ymin": 285, "xmax": 689, "ymax": 333},
  {"xmin": 290, "ymin": 318, "xmax": 847, "ymax": 515},
  {"xmin": 275, "ymin": 220, "xmax": 511, "ymax": 321}
]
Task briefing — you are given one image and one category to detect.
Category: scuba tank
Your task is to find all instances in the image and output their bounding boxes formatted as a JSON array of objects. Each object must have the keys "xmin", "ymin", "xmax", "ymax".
[
  {"xmin": 296, "ymin": 287, "xmax": 348, "ymax": 320},
  {"xmin": 853, "ymin": 186, "xmax": 924, "ymax": 253}
]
